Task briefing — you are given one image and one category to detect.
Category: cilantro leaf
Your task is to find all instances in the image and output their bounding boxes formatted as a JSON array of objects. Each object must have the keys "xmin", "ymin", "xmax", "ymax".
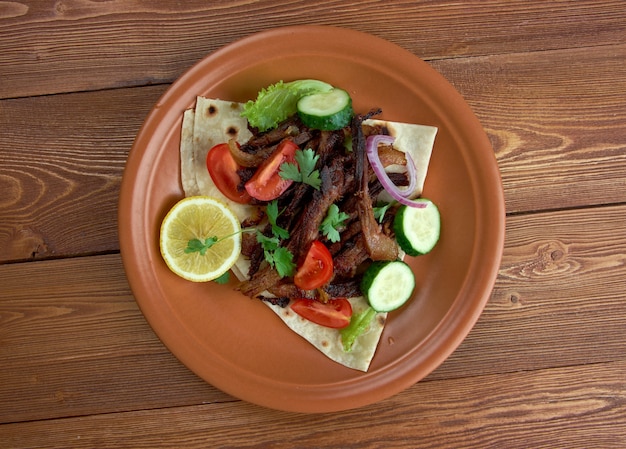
[
  {"xmin": 266, "ymin": 200, "xmax": 289, "ymax": 240},
  {"xmin": 295, "ymin": 148, "xmax": 321, "ymax": 189},
  {"xmin": 263, "ymin": 248, "xmax": 276, "ymax": 267},
  {"xmin": 279, "ymin": 148, "xmax": 321, "ymax": 190},
  {"xmin": 320, "ymin": 204, "xmax": 350, "ymax": 243},
  {"xmin": 185, "ymin": 237, "xmax": 218, "ymax": 256},
  {"xmin": 272, "ymin": 247, "xmax": 296, "ymax": 278},
  {"xmin": 373, "ymin": 203, "xmax": 391, "ymax": 223},
  {"xmin": 257, "ymin": 232, "xmax": 280, "ymax": 252},
  {"xmin": 255, "ymin": 200, "xmax": 295, "ymax": 278},
  {"xmin": 278, "ymin": 161, "xmax": 301, "ymax": 184},
  {"xmin": 262, "ymin": 245, "xmax": 295, "ymax": 278},
  {"xmin": 213, "ymin": 272, "xmax": 230, "ymax": 284}
]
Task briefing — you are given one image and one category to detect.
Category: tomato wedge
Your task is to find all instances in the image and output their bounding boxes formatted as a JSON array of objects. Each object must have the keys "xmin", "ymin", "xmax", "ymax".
[
  {"xmin": 206, "ymin": 142, "xmax": 252, "ymax": 204},
  {"xmin": 245, "ymin": 140, "xmax": 298, "ymax": 201},
  {"xmin": 291, "ymin": 298, "xmax": 352, "ymax": 329},
  {"xmin": 294, "ymin": 240, "xmax": 334, "ymax": 290}
]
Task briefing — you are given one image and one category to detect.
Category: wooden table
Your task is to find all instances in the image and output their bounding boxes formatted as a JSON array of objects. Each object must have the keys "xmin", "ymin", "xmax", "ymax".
[{"xmin": 2, "ymin": 1, "xmax": 625, "ymax": 447}]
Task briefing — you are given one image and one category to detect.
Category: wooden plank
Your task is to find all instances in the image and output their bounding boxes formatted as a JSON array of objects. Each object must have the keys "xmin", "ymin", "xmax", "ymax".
[
  {"xmin": 1, "ymin": 0, "xmax": 625, "ymax": 98},
  {"xmin": 428, "ymin": 204, "xmax": 626, "ymax": 380},
  {"xmin": 0, "ymin": 84, "xmax": 167, "ymax": 263},
  {"xmin": 1, "ymin": 205, "xmax": 625, "ymax": 423},
  {"xmin": 1, "ymin": 45, "xmax": 624, "ymax": 262},
  {"xmin": 431, "ymin": 44, "xmax": 626, "ymax": 213},
  {"xmin": 0, "ymin": 254, "xmax": 233, "ymax": 424},
  {"xmin": 1, "ymin": 361, "xmax": 625, "ymax": 448}
]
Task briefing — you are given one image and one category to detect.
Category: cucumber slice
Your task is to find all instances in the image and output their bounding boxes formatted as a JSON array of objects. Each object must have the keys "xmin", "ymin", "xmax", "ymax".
[
  {"xmin": 361, "ymin": 260, "xmax": 415, "ymax": 312},
  {"xmin": 297, "ymin": 88, "xmax": 353, "ymax": 130},
  {"xmin": 393, "ymin": 199, "xmax": 441, "ymax": 256}
]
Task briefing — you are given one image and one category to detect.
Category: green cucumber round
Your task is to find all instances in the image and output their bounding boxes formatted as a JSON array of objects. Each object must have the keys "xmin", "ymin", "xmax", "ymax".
[
  {"xmin": 393, "ymin": 199, "xmax": 441, "ymax": 256},
  {"xmin": 361, "ymin": 260, "xmax": 415, "ymax": 312},
  {"xmin": 297, "ymin": 88, "xmax": 353, "ymax": 131}
]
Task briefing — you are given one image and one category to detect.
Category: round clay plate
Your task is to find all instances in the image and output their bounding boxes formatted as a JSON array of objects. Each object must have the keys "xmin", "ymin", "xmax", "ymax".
[{"xmin": 119, "ymin": 25, "xmax": 505, "ymax": 413}]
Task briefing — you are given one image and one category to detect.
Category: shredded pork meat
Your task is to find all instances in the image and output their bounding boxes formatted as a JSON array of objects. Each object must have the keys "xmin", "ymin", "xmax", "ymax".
[{"xmin": 236, "ymin": 112, "xmax": 403, "ymax": 304}]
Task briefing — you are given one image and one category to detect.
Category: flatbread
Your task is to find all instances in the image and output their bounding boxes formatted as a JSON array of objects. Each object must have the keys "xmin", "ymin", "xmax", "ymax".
[
  {"xmin": 230, "ymin": 253, "xmax": 384, "ymax": 371},
  {"xmin": 267, "ymin": 297, "xmax": 385, "ymax": 369},
  {"xmin": 180, "ymin": 109, "xmax": 200, "ymax": 196},
  {"xmin": 363, "ymin": 118, "xmax": 437, "ymax": 200},
  {"xmin": 180, "ymin": 96, "xmax": 436, "ymax": 371},
  {"xmin": 180, "ymin": 98, "xmax": 254, "ymax": 221}
]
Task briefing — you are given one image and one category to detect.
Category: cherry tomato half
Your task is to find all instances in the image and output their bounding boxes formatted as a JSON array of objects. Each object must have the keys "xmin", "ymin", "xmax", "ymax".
[
  {"xmin": 245, "ymin": 140, "xmax": 298, "ymax": 201},
  {"xmin": 206, "ymin": 142, "xmax": 252, "ymax": 204},
  {"xmin": 294, "ymin": 240, "xmax": 334, "ymax": 290},
  {"xmin": 291, "ymin": 298, "xmax": 352, "ymax": 329}
]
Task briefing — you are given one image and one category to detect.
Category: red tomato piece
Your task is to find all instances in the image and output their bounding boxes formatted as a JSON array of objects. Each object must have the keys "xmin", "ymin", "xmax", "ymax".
[
  {"xmin": 294, "ymin": 240, "xmax": 334, "ymax": 290},
  {"xmin": 291, "ymin": 298, "xmax": 352, "ymax": 329},
  {"xmin": 206, "ymin": 142, "xmax": 252, "ymax": 204},
  {"xmin": 245, "ymin": 140, "xmax": 298, "ymax": 201}
]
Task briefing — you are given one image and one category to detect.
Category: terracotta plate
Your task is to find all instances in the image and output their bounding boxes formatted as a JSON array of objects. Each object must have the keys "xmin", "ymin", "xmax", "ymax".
[{"xmin": 119, "ymin": 25, "xmax": 505, "ymax": 413}]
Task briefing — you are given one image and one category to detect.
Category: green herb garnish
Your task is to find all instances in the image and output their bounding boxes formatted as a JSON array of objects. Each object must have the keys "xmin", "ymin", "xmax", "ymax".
[
  {"xmin": 213, "ymin": 272, "xmax": 230, "ymax": 284},
  {"xmin": 373, "ymin": 203, "xmax": 391, "ymax": 224},
  {"xmin": 280, "ymin": 148, "xmax": 321, "ymax": 190},
  {"xmin": 320, "ymin": 204, "xmax": 350, "ymax": 243},
  {"xmin": 185, "ymin": 237, "xmax": 234, "ymax": 284},
  {"xmin": 269, "ymin": 247, "xmax": 296, "ymax": 278},
  {"xmin": 257, "ymin": 200, "xmax": 296, "ymax": 278},
  {"xmin": 185, "ymin": 237, "xmax": 218, "ymax": 256},
  {"xmin": 266, "ymin": 199, "xmax": 290, "ymax": 239}
]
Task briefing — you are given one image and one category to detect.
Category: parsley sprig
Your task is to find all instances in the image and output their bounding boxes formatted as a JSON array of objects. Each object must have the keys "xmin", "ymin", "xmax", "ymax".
[
  {"xmin": 184, "ymin": 201, "xmax": 297, "ymax": 281},
  {"xmin": 279, "ymin": 148, "xmax": 321, "ymax": 190},
  {"xmin": 185, "ymin": 235, "xmax": 238, "ymax": 284},
  {"xmin": 373, "ymin": 203, "xmax": 391, "ymax": 223},
  {"xmin": 320, "ymin": 204, "xmax": 350, "ymax": 243},
  {"xmin": 185, "ymin": 227, "xmax": 244, "ymax": 256},
  {"xmin": 185, "ymin": 237, "xmax": 218, "ymax": 256},
  {"xmin": 257, "ymin": 200, "xmax": 296, "ymax": 278}
]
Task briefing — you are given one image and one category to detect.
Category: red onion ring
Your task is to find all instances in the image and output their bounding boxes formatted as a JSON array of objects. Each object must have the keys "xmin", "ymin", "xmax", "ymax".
[{"xmin": 365, "ymin": 134, "xmax": 427, "ymax": 208}]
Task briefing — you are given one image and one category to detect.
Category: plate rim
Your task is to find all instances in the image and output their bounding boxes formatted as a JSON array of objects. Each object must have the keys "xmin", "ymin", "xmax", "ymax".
[{"xmin": 119, "ymin": 24, "xmax": 505, "ymax": 412}]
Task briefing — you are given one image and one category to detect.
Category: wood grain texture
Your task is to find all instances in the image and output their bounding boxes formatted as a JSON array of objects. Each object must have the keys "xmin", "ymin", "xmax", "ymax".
[
  {"xmin": 0, "ymin": 0, "xmax": 624, "ymax": 99},
  {"xmin": 432, "ymin": 44, "xmax": 626, "ymax": 213},
  {"xmin": 1, "ymin": 44, "xmax": 624, "ymax": 263},
  {"xmin": 430, "ymin": 204, "xmax": 626, "ymax": 380},
  {"xmin": 0, "ymin": 254, "xmax": 233, "ymax": 424},
  {"xmin": 1, "ymin": 361, "xmax": 625, "ymax": 448},
  {"xmin": 2, "ymin": 206, "xmax": 625, "ymax": 424},
  {"xmin": 2, "ymin": 3, "xmax": 626, "ymax": 446},
  {"xmin": 0, "ymin": 85, "xmax": 167, "ymax": 262}
]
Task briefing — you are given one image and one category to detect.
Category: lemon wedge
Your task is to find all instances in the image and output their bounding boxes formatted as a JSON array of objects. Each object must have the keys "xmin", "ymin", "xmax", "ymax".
[{"xmin": 159, "ymin": 196, "xmax": 241, "ymax": 282}]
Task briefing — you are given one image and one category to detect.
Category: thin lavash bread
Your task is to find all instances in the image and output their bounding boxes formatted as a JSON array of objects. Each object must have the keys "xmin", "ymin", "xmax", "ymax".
[{"xmin": 179, "ymin": 96, "xmax": 436, "ymax": 371}]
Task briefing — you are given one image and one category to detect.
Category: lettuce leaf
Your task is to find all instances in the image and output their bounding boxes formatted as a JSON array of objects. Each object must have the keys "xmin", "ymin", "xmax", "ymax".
[
  {"xmin": 241, "ymin": 79, "xmax": 333, "ymax": 131},
  {"xmin": 340, "ymin": 306, "xmax": 377, "ymax": 352}
]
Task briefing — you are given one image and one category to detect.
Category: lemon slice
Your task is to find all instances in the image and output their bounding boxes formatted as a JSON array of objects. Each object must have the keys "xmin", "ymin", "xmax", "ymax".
[{"xmin": 160, "ymin": 196, "xmax": 241, "ymax": 282}]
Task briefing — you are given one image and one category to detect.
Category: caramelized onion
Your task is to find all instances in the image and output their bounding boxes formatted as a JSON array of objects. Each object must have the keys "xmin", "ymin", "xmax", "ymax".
[{"xmin": 227, "ymin": 138, "xmax": 275, "ymax": 168}]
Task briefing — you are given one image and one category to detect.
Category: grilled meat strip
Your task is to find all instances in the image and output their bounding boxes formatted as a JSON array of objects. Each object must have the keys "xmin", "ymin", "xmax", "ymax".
[
  {"xmin": 238, "ymin": 262, "xmax": 282, "ymax": 298},
  {"xmin": 243, "ymin": 116, "xmax": 303, "ymax": 149},
  {"xmin": 288, "ymin": 156, "xmax": 350, "ymax": 259},
  {"xmin": 352, "ymin": 114, "xmax": 399, "ymax": 261},
  {"xmin": 239, "ymin": 109, "xmax": 402, "ymax": 302},
  {"xmin": 266, "ymin": 278, "xmax": 362, "ymax": 302},
  {"xmin": 332, "ymin": 233, "xmax": 370, "ymax": 280},
  {"xmin": 238, "ymin": 155, "xmax": 352, "ymax": 299}
]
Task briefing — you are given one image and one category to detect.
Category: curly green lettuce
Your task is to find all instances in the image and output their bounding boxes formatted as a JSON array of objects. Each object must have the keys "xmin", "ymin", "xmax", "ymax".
[{"xmin": 241, "ymin": 79, "xmax": 333, "ymax": 132}]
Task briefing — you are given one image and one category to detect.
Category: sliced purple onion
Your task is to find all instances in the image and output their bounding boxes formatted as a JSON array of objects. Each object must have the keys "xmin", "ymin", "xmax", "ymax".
[
  {"xmin": 365, "ymin": 134, "xmax": 427, "ymax": 208},
  {"xmin": 403, "ymin": 150, "xmax": 418, "ymax": 197}
]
